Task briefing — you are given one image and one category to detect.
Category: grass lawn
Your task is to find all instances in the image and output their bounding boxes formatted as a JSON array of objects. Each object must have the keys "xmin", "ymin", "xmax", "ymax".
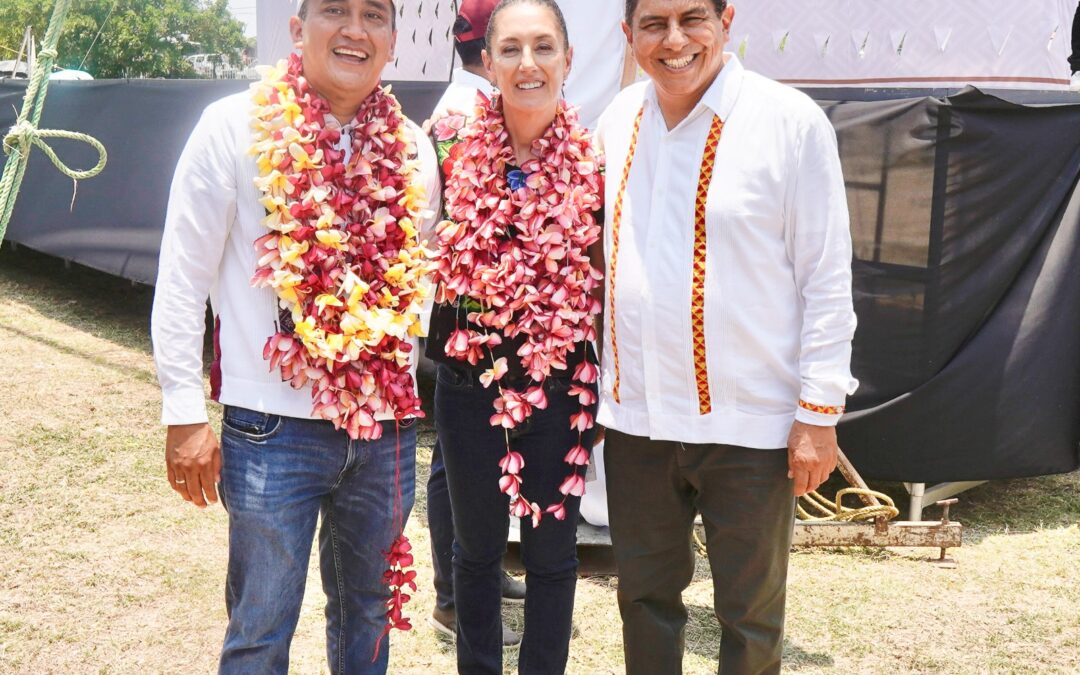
[{"xmin": 0, "ymin": 244, "xmax": 1077, "ymax": 674}]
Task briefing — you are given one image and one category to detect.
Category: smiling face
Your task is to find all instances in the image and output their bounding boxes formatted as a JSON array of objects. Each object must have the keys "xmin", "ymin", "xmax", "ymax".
[
  {"xmin": 625, "ymin": 0, "xmax": 734, "ymax": 119},
  {"xmin": 482, "ymin": 2, "xmax": 572, "ymax": 121},
  {"xmin": 289, "ymin": 0, "xmax": 397, "ymax": 121}
]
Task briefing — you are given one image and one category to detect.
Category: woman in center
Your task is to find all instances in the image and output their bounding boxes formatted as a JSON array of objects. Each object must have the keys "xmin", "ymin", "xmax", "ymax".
[{"xmin": 426, "ymin": 0, "xmax": 604, "ymax": 672}]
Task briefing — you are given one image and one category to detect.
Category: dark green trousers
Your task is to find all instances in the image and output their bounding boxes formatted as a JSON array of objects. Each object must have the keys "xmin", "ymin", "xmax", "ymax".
[{"xmin": 605, "ymin": 429, "xmax": 796, "ymax": 675}]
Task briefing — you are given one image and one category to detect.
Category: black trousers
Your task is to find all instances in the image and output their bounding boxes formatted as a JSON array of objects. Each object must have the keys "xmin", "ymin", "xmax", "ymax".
[
  {"xmin": 605, "ymin": 429, "xmax": 796, "ymax": 675},
  {"xmin": 1071, "ymin": 3, "xmax": 1080, "ymax": 72}
]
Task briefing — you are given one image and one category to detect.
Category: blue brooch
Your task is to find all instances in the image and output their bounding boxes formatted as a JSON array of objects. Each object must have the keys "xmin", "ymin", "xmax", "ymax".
[{"xmin": 507, "ymin": 168, "xmax": 528, "ymax": 192}]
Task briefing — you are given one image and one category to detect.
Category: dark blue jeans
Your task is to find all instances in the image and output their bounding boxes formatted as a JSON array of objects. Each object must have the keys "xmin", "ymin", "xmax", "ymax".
[
  {"xmin": 217, "ymin": 405, "xmax": 417, "ymax": 675},
  {"xmin": 435, "ymin": 364, "xmax": 596, "ymax": 675}
]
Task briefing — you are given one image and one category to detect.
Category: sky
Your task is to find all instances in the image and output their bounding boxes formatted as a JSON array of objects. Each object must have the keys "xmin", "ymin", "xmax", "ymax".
[{"xmin": 227, "ymin": 0, "xmax": 257, "ymax": 37}]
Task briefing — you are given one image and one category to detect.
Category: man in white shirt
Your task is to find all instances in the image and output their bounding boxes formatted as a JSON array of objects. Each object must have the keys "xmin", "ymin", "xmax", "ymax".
[
  {"xmin": 151, "ymin": 1, "xmax": 438, "ymax": 672},
  {"xmin": 596, "ymin": 1, "xmax": 858, "ymax": 673},
  {"xmin": 431, "ymin": 0, "xmax": 495, "ymax": 119}
]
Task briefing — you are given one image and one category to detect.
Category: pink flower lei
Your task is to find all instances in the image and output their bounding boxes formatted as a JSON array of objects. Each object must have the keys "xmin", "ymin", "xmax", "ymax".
[
  {"xmin": 249, "ymin": 53, "xmax": 427, "ymax": 651},
  {"xmin": 431, "ymin": 94, "xmax": 604, "ymax": 527}
]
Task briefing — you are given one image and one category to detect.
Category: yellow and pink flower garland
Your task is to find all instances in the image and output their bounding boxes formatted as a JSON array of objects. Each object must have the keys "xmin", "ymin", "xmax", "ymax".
[
  {"xmin": 249, "ymin": 53, "xmax": 428, "ymax": 646},
  {"xmin": 431, "ymin": 94, "xmax": 604, "ymax": 526}
]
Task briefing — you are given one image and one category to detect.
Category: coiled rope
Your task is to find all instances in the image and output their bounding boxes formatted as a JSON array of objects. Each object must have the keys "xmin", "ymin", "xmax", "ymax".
[
  {"xmin": 0, "ymin": 0, "xmax": 107, "ymax": 245},
  {"xmin": 693, "ymin": 484, "xmax": 900, "ymax": 556},
  {"xmin": 796, "ymin": 487, "xmax": 900, "ymax": 522}
]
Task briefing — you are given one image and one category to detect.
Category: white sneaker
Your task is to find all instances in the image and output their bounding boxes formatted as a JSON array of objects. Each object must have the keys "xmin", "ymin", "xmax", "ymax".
[{"xmin": 1071, "ymin": 72, "xmax": 1080, "ymax": 92}]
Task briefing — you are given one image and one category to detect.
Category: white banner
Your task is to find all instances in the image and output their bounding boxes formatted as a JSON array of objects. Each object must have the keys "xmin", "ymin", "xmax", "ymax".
[{"xmin": 729, "ymin": 0, "xmax": 1077, "ymax": 90}]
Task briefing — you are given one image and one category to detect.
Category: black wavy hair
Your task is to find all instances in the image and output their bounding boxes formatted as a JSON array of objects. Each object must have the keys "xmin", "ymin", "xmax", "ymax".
[
  {"xmin": 297, "ymin": 1, "xmax": 398, "ymax": 30},
  {"xmin": 624, "ymin": 0, "xmax": 727, "ymax": 23}
]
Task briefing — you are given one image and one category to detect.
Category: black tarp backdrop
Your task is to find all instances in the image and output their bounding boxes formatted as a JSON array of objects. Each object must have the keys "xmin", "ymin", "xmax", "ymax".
[{"xmin": 1, "ymin": 79, "xmax": 1077, "ymax": 483}]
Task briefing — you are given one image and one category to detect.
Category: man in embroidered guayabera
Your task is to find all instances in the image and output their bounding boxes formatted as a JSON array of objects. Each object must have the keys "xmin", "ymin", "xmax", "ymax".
[
  {"xmin": 150, "ymin": 1, "xmax": 440, "ymax": 673},
  {"xmin": 594, "ymin": 1, "xmax": 859, "ymax": 673}
]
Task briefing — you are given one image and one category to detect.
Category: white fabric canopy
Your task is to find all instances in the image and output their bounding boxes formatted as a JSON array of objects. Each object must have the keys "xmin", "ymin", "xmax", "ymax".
[{"xmin": 730, "ymin": 0, "xmax": 1077, "ymax": 90}]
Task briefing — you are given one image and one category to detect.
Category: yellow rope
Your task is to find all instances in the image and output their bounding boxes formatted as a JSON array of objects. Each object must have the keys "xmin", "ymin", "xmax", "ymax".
[
  {"xmin": 0, "ymin": 0, "xmax": 107, "ymax": 245},
  {"xmin": 797, "ymin": 488, "xmax": 900, "ymax": 522},
  {"xmin": 692, "ymin": 487, "xmax": 900, "ymax": 555}
]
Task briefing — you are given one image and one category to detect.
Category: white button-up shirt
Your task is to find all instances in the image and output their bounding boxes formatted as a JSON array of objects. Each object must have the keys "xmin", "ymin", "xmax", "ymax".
[
  {"xmin": 432, "ymin": 68, "xmax": 494, "ymax": 118},
  {"xmin": 152, "ymin": 92, "xmax": 439, "ymax": 425},
  {"xmin": 595, "ymin": 55, "xmax": 858, "ymax": 449}
]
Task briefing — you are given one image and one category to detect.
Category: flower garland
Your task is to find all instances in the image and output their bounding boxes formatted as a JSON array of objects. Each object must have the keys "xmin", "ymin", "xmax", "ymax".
[
  {"xmin": 249, "ymin": 52, "xmax": 430, "ymax": 441},
  {"xmin": 431, "ymin": 94, "xmax": 604, "ymax": 526},
  {"xmin": 249, "ymin": 52, "xmax": 427, "ymax": 649}
]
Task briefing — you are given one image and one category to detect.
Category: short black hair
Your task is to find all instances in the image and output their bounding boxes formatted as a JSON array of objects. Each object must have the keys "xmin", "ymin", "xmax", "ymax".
[
  {"xmin": 297, "ymin": 1, "xmax": 398, "ymax": 30},
  {"xmin": 452, "ymin": 14, "xmax": 486, "ymax": 68},
  {"xmin": 625, "ymin": 0, "xmax": 727, "ymax": 23},
  {"xmin": 485, "ymin": 0, "xmax": 570, "ymax": 52},
  {"xmin": 456, "ymin": 38, "xmax": 486, "ymax": 68}
]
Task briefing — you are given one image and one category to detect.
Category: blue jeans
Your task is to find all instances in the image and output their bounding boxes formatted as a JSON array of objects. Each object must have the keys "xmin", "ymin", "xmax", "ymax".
[
  {"xmin": 217, "ymin": 405, "xmax": 417, "ymax": 675},
  {"xmin": 435, "ymin": 364, "xmax": 596, "ymax": 675}
]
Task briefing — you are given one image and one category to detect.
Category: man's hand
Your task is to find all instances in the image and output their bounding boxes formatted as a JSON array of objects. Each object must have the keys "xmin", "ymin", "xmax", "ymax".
[
  {"xmin": 786, "ymin": 420, "xmax": 839, "ymax": 497},
  {"xmin": 166, "ymin": 423, "xmax": 221, "ymax": 508},
  {"xmin": 592, "ymin": 424, "xmax": 606, "ymax": 448}
]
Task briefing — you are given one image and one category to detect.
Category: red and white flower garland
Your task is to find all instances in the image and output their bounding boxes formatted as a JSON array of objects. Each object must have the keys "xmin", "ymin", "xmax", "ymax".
[
  {"xmin": 431, "ymin": 94, "xmax": 604, "ymax": 526},
  {"xmin": 249, "ymin": 53, "xmax": 428, "ymax": 648}
]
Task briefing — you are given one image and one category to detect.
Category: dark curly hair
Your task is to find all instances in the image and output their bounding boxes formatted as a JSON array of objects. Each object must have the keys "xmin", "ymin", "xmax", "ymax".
[
  {"xmin": 297, "ymin": 1, "xmax": 398, "ymax": 30},
  {"xmin": 624, "ymin": 0, "xmax": 727, "ymax": 23}
]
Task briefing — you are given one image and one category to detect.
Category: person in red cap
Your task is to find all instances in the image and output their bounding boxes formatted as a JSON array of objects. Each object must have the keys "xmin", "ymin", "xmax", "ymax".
[
  {"xmin": 431, "ymin": 0, "xmax": 499, "ymax": 116},
  {"xmin": 424, "ymin": 0, "xmax": 527, "ymax": 652}
]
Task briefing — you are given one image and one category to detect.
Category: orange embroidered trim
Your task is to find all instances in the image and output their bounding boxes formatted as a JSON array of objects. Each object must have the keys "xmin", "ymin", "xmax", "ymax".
[
  {"xmin": 799, "ymin": 400, "xmax": 846, "ymax": 416},
  {"xmin": 608, "ymin": 107, "xmax": 644, "ymax": 404},
  {"xmin": 690, "ymin": 116, "xmax": 724, "ymax": 415}
]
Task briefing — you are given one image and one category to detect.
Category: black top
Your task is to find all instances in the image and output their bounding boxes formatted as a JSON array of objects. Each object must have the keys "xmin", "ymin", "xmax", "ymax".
[{"xmin": 425, "ymin": 149, "xmax": 600, "ymax": 380}]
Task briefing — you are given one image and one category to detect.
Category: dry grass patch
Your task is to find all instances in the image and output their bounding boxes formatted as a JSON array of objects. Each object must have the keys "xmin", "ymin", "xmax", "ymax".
[{"xmin": 0, "ymin": 245, "xmax": 1077, "ymax": 674}]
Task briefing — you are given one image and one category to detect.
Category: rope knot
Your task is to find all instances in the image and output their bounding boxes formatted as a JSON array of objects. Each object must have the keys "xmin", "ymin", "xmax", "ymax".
[
  {"xmin": 2, "ymin": 119, "xmax": 107, "ymax": 179},
  {"xmin": 39, "ymin": 48, "xmax": 60, "ymax": 59},
  {"xmin": 3, "ymin": 120, "xmax": 36, "ymax": 155}
]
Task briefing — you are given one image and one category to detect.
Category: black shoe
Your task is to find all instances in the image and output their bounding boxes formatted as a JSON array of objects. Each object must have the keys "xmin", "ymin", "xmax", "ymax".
[
  {"xmin": 429, "ymin": 605, "xmax": 522, "ymax": 648},
  {"xmin": 501, "ymin": 571, "xmax": 526, "ymax": 605}
]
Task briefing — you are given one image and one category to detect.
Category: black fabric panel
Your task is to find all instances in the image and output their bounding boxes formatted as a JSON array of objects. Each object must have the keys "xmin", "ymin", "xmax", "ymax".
[
  {"xmin": 836, "ymin": 90, "xmax": 1080, "ymax": 481},
  {"xmin": 1, "ymin": 80, "xmax": 1077, "ymax": 482},
  {"xmin": 0, "ymin": 79, "xmax": 447, "ymax": 284}
]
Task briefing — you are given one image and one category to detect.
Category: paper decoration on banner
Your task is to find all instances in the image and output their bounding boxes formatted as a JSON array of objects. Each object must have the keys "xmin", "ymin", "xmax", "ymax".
[
  {"xmin": 771, "ymin": 30, "xmax": 790, "ymax": 53},
  {"xmin": 851, "ymin": 29, "xmax": 870, "ymax": 58},
  {"xmin": 382, "ymin": 0, "xmax": 457, "ymax": 81},
  {"xmin": 1047, "ymin": 22, "xmax": 1059, "ymax": 51},
  {"xmin": 934, "ymin": 26, "xmax": 952, "ymax": 52},
  {"xmin": 813, "ymin": 32, "xmax": 831, "ymax": 57},
  {"xmin": 889, "ymin": 29, "xmax": 907, "ymax": 57},
  {"xmin": 987, "ymin": 24, "xmax": 1012, "ymax": 56}
]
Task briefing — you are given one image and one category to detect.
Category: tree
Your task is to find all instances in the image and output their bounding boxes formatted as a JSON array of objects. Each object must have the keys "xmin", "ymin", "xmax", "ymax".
[{"xmin": 0, "ymin": 0, "xmax": 247, "ymax": 78}]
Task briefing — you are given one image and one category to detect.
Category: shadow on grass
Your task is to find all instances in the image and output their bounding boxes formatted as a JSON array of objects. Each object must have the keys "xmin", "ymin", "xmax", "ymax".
[
  {"xmin": 0, "ymin": 321, "xmax": 158, "ymax": 386},
  {"xmin": 0, "ymin": 244, "xmax": 157, "ymax": 354},
  {"xmin": 685, "ymin": 603, "xmax": 833, "ymax": 669}
]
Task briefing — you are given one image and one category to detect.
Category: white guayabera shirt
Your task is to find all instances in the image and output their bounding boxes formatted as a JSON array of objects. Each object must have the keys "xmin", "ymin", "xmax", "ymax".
[{"xmin": 595, "ymin": 54, "xmax": 859, "ymax": 449}]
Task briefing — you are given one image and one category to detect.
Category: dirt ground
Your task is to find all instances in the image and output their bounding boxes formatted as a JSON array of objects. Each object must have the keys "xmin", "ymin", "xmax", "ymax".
[{"xmin": 0, "ymin": 246, "xmax": 1077, "ymax": 674}]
